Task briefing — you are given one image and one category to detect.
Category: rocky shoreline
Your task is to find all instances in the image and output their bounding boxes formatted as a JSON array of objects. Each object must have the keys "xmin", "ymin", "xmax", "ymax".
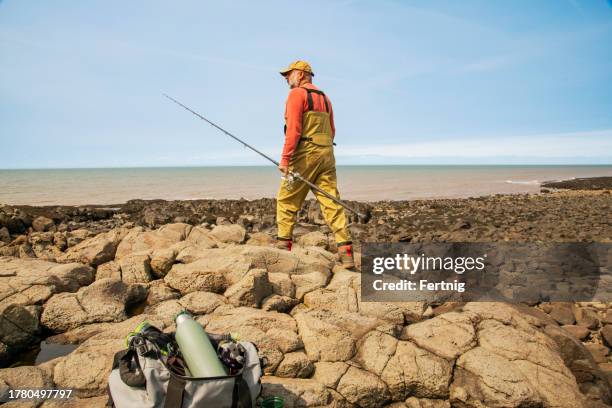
[
  {"xmin": 0, "ymin": 182, "xmax": 611, "ymax": 407},
  {"xmin": 541, "ymin": 176, "xmax": 612, "ymax": 191}
]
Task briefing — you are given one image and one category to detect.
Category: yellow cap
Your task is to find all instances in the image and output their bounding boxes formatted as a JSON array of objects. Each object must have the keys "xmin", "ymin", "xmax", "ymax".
[{"xmin": 279, "ymin": 60, "xmax": 315, "ymax": 77}]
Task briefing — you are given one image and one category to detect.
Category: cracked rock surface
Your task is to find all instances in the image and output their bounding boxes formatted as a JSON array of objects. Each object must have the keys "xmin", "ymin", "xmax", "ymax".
[{"xmin": 0, "ymin": 189, "xmax": 610, "ymax": 407}]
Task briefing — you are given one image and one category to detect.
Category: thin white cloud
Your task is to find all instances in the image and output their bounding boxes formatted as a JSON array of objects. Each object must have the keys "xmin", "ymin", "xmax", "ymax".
[
  {"xmin": 146, "ymin": 129, "xmax": 612, "ymax": 166},
  {"xmin": 335, "ymin": 129, "xmax": 612, "ymax": 159},
  {"xmin": 153, "ymin": 149, "xmax": 277, "ymax": 166}
]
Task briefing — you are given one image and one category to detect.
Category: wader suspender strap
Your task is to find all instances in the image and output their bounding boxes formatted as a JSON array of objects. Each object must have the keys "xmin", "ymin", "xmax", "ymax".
[
  {"xmin": 299, "ymin": 87, "xmax": 336, "ymax": 145},
  {"xmin": 164, "ymin": 376, "xmax": 185, "ymax": 408},
  {"xmin": 162, "ymin": 373, "xmax": 252, "ymax": 408},
  {"xmin": 284, "ymin": 88, "xmax": 330, "ymax": 136},
  {"xmin": 302, "ymin": 88, "xmax": 329, "ymax": 113}
]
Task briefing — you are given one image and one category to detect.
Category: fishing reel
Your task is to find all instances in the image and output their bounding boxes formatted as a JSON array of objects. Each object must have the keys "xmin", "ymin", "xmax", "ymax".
[{"xmin": 281, "ymin": 171, "xmax": 300, "ymax": 191}]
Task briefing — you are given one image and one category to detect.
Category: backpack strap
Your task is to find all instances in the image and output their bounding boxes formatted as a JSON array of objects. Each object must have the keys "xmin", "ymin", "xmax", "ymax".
[
  {"xmin": 163, "ymin": 372, "xmax": 251, "ymax": 408},
  {"xmin": 231, "ymin": 373, "xmax": 252, "ymax": 408},
  {"xmin": 164, "ymin": 375, "xmax": 186, "ymax": 408},
  {"xmin": 117, "ymin": 348, "xmax": 146, "ymax": 388},
  {"xmin": 105, "ymin": 383, "xmax": 115, "ymax": 408},
  {"xmin": 301, "ymin": 87, "xmax": 329, "ymax": 113}
]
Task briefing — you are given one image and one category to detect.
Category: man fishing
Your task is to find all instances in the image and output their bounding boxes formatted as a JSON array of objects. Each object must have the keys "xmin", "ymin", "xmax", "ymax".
[
  {"xmin": 275, "ymin": 60, "xmax": 355, "ymax": 269},
  {"xmin": 164, "ymin": 62, "xmax": 369, "ymax": 268}
]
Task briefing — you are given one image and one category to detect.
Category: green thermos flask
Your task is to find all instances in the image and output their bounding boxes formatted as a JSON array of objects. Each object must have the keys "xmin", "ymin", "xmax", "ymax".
[{"xmin": 174, "ymin": 311, "xmax": 227, "ymax": 377}]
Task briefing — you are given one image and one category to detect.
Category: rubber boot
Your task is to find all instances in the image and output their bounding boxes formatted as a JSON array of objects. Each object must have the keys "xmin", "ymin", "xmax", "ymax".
[
  {"xmin": 337, "ymin": 243, "xmax": 355, "ymax": 269},
  {"xmin": 275, "ymin": 238, "xmax": 292, "ymax": 251}
]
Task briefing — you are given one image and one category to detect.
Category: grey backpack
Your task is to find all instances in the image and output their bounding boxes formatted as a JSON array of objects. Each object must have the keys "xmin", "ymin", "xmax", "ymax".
[{"xmin": 107, "ymin": 328, "xmax": 263, "ymax": 408}]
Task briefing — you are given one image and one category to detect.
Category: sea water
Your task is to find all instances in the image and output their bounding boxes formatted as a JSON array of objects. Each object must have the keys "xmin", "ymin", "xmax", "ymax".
[{"xmin": 0, "ymin": 165, "xmax": 611, "ymax": 205}]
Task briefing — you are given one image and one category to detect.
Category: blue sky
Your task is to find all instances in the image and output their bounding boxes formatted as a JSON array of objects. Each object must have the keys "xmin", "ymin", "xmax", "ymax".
[{"xmin": 1, "ymin": 0, "xmax": 611, "ymax": 168}]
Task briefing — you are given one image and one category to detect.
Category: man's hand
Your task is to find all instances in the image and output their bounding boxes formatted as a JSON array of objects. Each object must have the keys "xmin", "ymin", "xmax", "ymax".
[{"xmin": 278, "ymin": 165, "xmax": 290, "ymax": 176}]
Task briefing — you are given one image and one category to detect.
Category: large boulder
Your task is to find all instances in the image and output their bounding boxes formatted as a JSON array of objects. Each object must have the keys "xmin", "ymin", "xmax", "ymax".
[
  {"xmin": 29, "ymin": 231, "xmax": 64, "ymax": 261},
  {"xmin": 545, "ymin": 325, "xmax": 612, "ymax": 403},
  {"xmin": 462, "ymin": 302, "xmax": 551, "ymax": 329},
  {"xmin": 261, "ymin": 294, "xmax": 300, "ymax": 313},
  {"xmin": 451, "ymin": 341, "xmax": 586, "ymax": 407},
  {"xmin": 178, "ymin": 291, "xmax": 228, "ymax": 315},
  {"xmin": 46, "ymin": 322, "xmax": 116, "ymax": 345},
  {"xmin": 326, "ymin": 267, "xmax": 360, "ymax": 289},
  {"xmin": 275, "ymin": 351, "xmax": 314, "ymax": 378},
  {"xmin": 185, "ymin": 226, "xmax": 218, "ymax": 249},
  {"xmin": 0, "ymin": 257, "xmax": 94, "ymax": 310},
  {"xmin": 118, "ymin": 253, "xmax": 152, "ymax": 284},
  {"xmin": 146, "ymin": 280, "xmax": 180, "ymax": 307},
  {"xmin": 377, "ymin": 302, "xmax": 429, "ymax": 325},
  {"xmin": 149, "ymin": 247, "xmax": 177, "ymax": 278},
  {"xmin": 95, "ymin": 260, "xmax": 121, "ymax": 281},
  {"xmin": 203, "ymin": 307, "xmax": 298, "ymax": 339},
  {"xmin": 348, "ymin": 302, "xmax": 594, "ymax": 408},
  {"xmin": 59, "ymin": 228, "xmax": 129, "ymax": 266},
  {"xmin": 0, "ymin": 244, "xmax": 18, "ymax": 258},
  {"xmin": 246, "ymin": 232, "xmax": 275, "ymax": 247},
  {"xmin": 291, "ymin": 270, "xmax": 331, "ymax": 300},
  {"xmin": 114, "ymin": 223, "xmax": 192, "ymax": 259},
  {"xmin": 32, "ymin": 216, "xmax": 55, "ymax": 232},
  {"xmin": 268, "ymin": 272, "xmax": 296, "ymax": 298},
  {"xmin": 0, "ymin": 304, "xmax": 40, "ymax": 348},
  {"xmin": 354, "ymin": 330, "xmax": 398, "ymax": 376},
  {"xmin": 381, "ymin": 340, "xmax": 453, "ymax": 401},
  {"xmin": 295, "ymin": 311, "xmax": 354, "ymax": 362},
  {"xmin": 574, "ymin": 307, "xmax": 600, "ymax": 329},
  {"xmin": 236, "ymin": 245, "xmax": 332, "ymax": 276},
  {"xmin": 164, "ymin": 260, "xmax": 228, "ymax": 295},
  {"xmin": 145, "ymin": 299, "xmax": 184, "ymax": 321},
  {"xmin": 547, "ymin": 302, "xmax": 576, "ymax": 326},
  {"xmin": 296, "ymin": 231, "xmax": 328, "ymax": 249},
  {"xmin": 261, "ymin": 377, "xmax": 346, "ymax": 407},
  {"xmin": 41, "ymin": 278, "xmax": 145, "ymax": 332},
  {"xmin": 312, "ymin": 361, "xmax": 349, "ymax": 389},
  {"xmin": 266, "ymin": 328, "xmax": 303, "ymax": 354},
  {"xmin": 450, "ymin": 347, "xmax": 541, "ymax": 407},
  {"xmin": 0, "ymin": 366, "xmax": 54, "ymax": 403},
  {"xmin": 352, "ymin": 275, "xmax": 428, "ymax": 324},
  {"xmin": 602, "ymin": 325, "xmax": 612, "ymax": 348},
  {"xmin": 66, "ymin": 229, "xmax": 91, "ymax": 248},
  {"xmin": 336, "ymin": 366, "xmax": 391, "ymax": 406},
  {"xmin": 436, "ymin": 305, "xmax": 589, "ymax": 408},
  {"xmin": 0, "ymin": 227, "xmax": 10, "ymax": 244},
  {"xmin": 52, "ymin": 321, "xmax": 152, "ymax": 398},
  {"xmin": 209, "ymin": 224, "xmax": 246, "ymax": 244},
  {"xmin": 401, "ymin": 311, "xmax": 478, "ymax": 360},
  {"xmin": 478, "ymin": 319, "xmax": 571, "ymax": 376},
  {"xmin": 224, "ymin": 269, "xmax": 272, "ymax": 308},
  {"xmin": 167, "ymin": 245, "xmax": 333, "ymax": 298},
  {"xmin": 304, "ymin": 287, "xmax": 358, "ymax": 313}
]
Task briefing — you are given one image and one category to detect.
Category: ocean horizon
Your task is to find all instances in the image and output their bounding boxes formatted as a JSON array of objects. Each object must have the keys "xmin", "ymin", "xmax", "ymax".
[{"xmin": 1, "ymin": 164, "xmax": 611, "ymax": 206}]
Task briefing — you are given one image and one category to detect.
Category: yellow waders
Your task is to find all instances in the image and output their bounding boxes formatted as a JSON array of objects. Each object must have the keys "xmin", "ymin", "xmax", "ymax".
[{"xmin": 276, "ymin": 88, "xmax": 352, "ymax": 244}]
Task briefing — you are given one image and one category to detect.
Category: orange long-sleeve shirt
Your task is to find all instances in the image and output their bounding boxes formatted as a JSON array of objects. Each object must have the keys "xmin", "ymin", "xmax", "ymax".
[{"xmin": 280, "ymin": 83, "xmax": 335, "ymax": 167}]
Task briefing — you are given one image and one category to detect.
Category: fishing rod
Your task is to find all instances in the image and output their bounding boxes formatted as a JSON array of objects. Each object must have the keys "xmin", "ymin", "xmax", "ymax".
[{"xmin": 163, "ymin": 93, "xmax": 371, "ymax": 223}]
